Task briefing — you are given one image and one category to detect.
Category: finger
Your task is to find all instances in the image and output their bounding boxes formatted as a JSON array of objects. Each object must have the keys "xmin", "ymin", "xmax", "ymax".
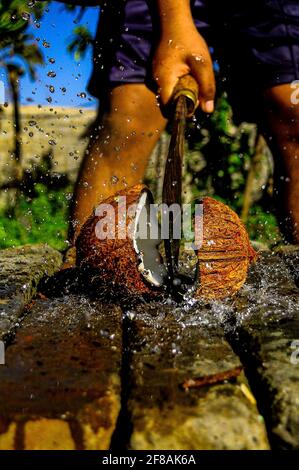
[
  {"xmin": 154, "ymin": 64, "xmax": 189, "ymax": 107},
  {"xmin": 159, "ymin": 75, "xmax": 177, "ymax": 106},
  {"xmin": 188, "ymin": 55, "xmax": 216, "ymax": 113}
]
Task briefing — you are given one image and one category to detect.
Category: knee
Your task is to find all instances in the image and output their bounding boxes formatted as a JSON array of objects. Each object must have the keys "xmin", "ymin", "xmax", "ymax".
[
  {"xmin": 94, "ymin": 110, "xmax": 165, "ymax": 146},
  {"xmin": 99, "ymin": 84, "xmax": 166, "ymax": 137},
  {"xmin": 263, "ymin": 84, "xmax": 299, "ymax": 139}
]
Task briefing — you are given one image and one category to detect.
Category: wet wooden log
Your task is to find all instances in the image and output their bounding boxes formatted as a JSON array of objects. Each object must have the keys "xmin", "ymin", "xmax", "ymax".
[
  {"xmin": 0, "ymin": 297, "xmax": 122, "ymax": 450},
  {"xmin": 274, "ymin": 245, "xmax": 299, "ymax": 287},
  {"xmin": 123, "ymin": 303, "xmax": 269, "ymax": 450},
  {"xmin": 2, "ymin": 245, "xmax": 299, "ymax": 450},
  {"xmin": 0, "ymin": 245, "xmax": 62, "ymax": 342},
  {"xmin": 232, "ymin": 253, "xmax": 299, "ymax": 449}
]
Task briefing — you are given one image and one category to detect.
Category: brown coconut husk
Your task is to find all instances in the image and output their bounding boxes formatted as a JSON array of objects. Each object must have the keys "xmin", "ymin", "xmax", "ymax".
[
  {"xmin": 76, "ymin": 184, "xmax": 163, "ymax": 296},
  {"xmin": 194, "ymin": 197, "xmax": 257, "ymax": 300},
  {"xmin": 77, "ymin": 187, "xmax": 255, "ymax": 300}
]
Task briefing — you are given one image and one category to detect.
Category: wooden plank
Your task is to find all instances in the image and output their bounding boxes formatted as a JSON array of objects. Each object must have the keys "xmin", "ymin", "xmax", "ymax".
[
  {"xmin": 275, "ymin": 245, "xmax": 299, "ymax": 287},
  {"xmin": 123, "ymin": 303, "xmax": 269, "ymax": 450},
  {"xmin": 0, "ymin": 245, "xmax": 62, "ymax": 342},
  {"xmin": 232, "ymin": 253, "xmax": 299, "ymax": 449},
  {"xmin": 0, "ymin": 296, "xmax": 122, "ymax": 450}
]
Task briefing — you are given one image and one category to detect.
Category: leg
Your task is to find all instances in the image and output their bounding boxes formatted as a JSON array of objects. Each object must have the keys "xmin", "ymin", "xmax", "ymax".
[
  {"xmin": 261, "ymin": 83, "xmax": 299, "ymax": 244},
  {"xmin": 70, "ymin": 84, "xmax": 167, "ymax": 242}
]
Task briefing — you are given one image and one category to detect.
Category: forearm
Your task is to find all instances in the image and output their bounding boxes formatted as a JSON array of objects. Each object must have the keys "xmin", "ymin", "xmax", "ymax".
[
  {"xmin": 156, "ymin": 0, "xmax": 196, "ymax": 35},
  {"xmin": 153, "ymin": 0, "xmax": 215, "ymax": 111}
]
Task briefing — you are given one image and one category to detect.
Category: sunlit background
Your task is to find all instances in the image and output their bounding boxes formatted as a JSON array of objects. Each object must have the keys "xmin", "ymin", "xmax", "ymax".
[
  {"xmin": 1, "ymin": 1, "xmax": 99, "ymax": 108},
  {"xmin": 0, "ymin": 0, "xmax": 280, "ymax": 251}
]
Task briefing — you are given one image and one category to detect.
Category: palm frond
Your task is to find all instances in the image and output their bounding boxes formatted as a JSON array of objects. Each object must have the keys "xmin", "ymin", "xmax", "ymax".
[{"xmin": 67, "ymin": 25, "xmax": 93, "ymax": 60}]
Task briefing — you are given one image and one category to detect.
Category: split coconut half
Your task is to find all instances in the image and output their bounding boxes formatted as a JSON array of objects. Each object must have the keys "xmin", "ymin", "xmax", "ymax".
[
  {"xmin": 193, "ymin": 197, "xmax": 257, "ymax": 299},
  {"xmin": 76, "ymin": 184, "xmax": 167, "ymax": 296},
  {"xmin": 76, "ymin": 185, "xmax": 257, "ymax": 299}
]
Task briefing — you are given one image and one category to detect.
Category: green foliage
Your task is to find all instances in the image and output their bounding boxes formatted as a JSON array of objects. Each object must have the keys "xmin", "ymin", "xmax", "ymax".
[
  {"xmin": 183, "ymin": 94, "xmax": 279, "ymax": 246},
  {"xmin": 0, "ymin": 0, "xmax": 47, "ymax": 40},
  {"xmin": 246, "ymin": 205, "xmax": 281, "ymax": 245},
  {"xmin": 0, "ymin": 1, "xmax": 46, "ymax": 75},
  {"xmin": 0, "ymin": 184, "xmax": 71, "ymax": 251},
  {"xmin": 185, "ymin": 94, "xmax": 253, "ymax": 209}
]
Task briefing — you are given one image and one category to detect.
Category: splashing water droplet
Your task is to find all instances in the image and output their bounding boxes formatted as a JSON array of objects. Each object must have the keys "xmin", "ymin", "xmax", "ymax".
[
  {"xmin": 126, "ymin": 311, "xmax": 136, "ymax": 321},
  {"xmin": 192, "ymin": 54, "xmax": 204, "ymax": 62},
  {"xmin": 111, "ymin": 175, "xmax": 119, "ymax": 185},
  {"xmin": 22, "ymin": 12, "xmax": 30, "ymax": 21}
]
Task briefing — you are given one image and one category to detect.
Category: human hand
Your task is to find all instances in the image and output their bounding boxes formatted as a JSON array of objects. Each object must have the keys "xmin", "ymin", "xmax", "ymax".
[{"xmin": 153, "ymin": 25, "xmax": 215, "ymax": 113}]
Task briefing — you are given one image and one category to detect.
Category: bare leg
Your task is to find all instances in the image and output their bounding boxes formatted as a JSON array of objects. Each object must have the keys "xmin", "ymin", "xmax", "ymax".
[
  {"xmin": 70, "ymin": 84, "xmax": 167, "ymax": 242},
  {"xmin": 261, "ymin": 83, "xmax": 299, "ymax": 244}
]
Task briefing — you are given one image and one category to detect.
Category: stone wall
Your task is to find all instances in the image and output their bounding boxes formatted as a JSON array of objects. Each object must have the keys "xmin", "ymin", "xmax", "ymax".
[{"xmin": 0, "ymin": 105, "xmax": 96, "ymax": 185}]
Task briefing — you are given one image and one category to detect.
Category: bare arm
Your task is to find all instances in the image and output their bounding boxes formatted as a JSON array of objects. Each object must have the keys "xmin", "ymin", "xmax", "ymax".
[{"xmin": 154, "ymin": 0, "xmax": 215, "ymax": 113}]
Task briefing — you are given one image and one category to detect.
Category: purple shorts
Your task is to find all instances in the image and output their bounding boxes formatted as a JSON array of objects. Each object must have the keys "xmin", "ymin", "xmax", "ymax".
[{"xmin": 88, "ymin": 0, "xmax": 299, "ymax": 121}]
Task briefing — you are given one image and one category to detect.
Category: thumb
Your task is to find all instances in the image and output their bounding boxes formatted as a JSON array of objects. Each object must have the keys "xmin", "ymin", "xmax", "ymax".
[{"xmin": 154, "ymin": 63, "xmax": 190, "ymax": 107}]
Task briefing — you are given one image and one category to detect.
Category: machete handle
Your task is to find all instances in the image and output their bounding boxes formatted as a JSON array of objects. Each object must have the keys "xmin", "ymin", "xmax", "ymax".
[{"xmin": 172, "ymin": 74, "xmax": 199, "ymax": 118}]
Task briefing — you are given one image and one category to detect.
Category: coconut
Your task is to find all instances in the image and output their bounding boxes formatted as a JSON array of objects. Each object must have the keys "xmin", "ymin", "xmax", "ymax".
[
  {"xmin": 76, "ymin": 184, "xmax": 167, "ymax": 296},
  {"xmin": 194, "ymin": 197, "xmax": 257, "ymax": 299}
]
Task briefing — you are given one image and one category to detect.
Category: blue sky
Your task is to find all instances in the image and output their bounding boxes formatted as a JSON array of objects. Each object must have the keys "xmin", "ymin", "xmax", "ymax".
[{"xmin": 1, "ymin": 2, "xmax": 100, "ymax": 108}]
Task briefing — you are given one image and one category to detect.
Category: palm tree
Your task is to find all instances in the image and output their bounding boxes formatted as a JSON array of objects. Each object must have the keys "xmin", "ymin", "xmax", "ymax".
[
  {"xmin": 0, "ymin": 33, "xmax": 44, "ymax": 182},
  {"xmin": 0, "ymin": 1, "xmax": 47, "ymax": 184},
  {"xmin": 67, "ymin": 24, "xmax": 93, "ymax": 61},
  {"xmin": 0, "ymin": 0, "xmax": 46, "ymax": 39}
]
